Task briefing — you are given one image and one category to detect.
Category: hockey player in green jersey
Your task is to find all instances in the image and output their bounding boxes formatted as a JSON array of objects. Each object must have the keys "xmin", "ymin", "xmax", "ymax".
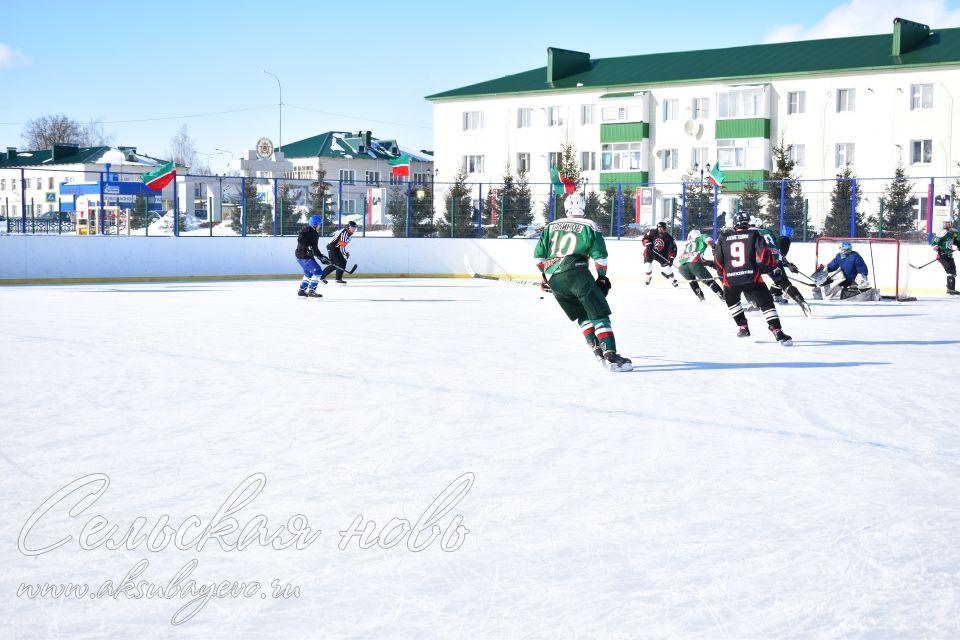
[
  {"xmin": 931, "ymin": 219, "xmax": 960, "ymax": 295},
  {"xmin": 755, "ymin": 225, "xmax": 812, "ymax": 315},
  {"xmin": 534, "ymin": 192, "xmax": 632, "ymax": 372},
  {"xmin": 677, "ymin": 230, "xmax": 724, "ymax": 302}
]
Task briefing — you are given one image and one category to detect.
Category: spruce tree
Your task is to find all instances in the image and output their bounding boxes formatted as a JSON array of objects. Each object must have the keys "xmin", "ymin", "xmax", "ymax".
[
  {"xmin": 435, "ymin": 169, "xmax": 477, "ymax": 238},
  {"xmin": 738, "ymin": 181, "xmax": 764, "ymax": 221},
  {"xmin": 763, "ymin": 137, "xmax": 805, "ymax": 233},
  {"xmin": 309, "ymin": 164, "xmax": 335, "ymax": 233},
  {"xmin": 823, "ymin": 166, "xmax": 866, "ymax": 237},
  {"xmin": 242, "ymin": 178, "xmax": 272, "ymax": 235},
  {"xmin": 682, "ymin": 174, "xmax": 713, "ymax": 234},
  {"xmin": 482, "ymin": 168, "xmax": 533, "ymax": 238},
  {"xmin": 877, "ymin": 162, "xmax": 915, "ymax": 239}
]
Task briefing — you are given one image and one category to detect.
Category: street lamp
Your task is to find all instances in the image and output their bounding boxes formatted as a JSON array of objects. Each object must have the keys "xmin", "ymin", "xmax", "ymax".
[
  {"xmin": 215, "ymin": 148, "xmax": 235, "ymax": 174},
  {"xmin": 260, "ymin": 69, "xmax": 282, "ymax": 153},
  {"xmin": 694, "ymin": 162, "xmax": 712, "ymax": 229}
]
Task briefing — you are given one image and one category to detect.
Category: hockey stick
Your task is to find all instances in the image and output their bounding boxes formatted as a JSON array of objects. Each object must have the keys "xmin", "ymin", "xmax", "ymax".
[
  {"xmin": 323, "ymin": 261, "xmax": 358, "ymax": 275},
  {"xmin": 910, "ymin": 248, "xmax": 956, "ymax": 270},
  {"xmin": 463, "ymin": 255, "xmax": 547, "ymax": 290}
]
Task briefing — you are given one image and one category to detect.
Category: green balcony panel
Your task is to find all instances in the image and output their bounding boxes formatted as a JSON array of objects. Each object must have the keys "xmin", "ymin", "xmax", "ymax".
[
  {"xmin": 599, "ymin": 171, "xmax": 649, "ymax": 187},
  {"xmin": 600, "ymin": 123, "xmax": 650, "ymax": 143},
  {"xmin": 715, "ymin": 118, "xmax": 770, "ymax": 139}
]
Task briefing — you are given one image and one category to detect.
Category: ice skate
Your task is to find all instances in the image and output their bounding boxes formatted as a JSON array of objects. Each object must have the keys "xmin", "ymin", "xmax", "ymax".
[
  {"xmin": 695, "ymin": 289, "xmax": 705, "ymax": 302},
  {"xmin": 298, "ymin": 289, "xmax": 308, "ymax": 297},
  {"xmin": 736, "ymin": 324, "xmax": 751, "ymax": 338},
  {"xmin": 601, "ymin": 350, "xmax": 633, "ymax": 372},
  {"xmin": 306, "ymin": 289, "xmax": 322, "ymax": 298},
  {"xmin": 772, "ymin": 327, "xmax": 793, "ymax": 346},
  {"xmin": 645, "ymin": 275, "xmax": 652, "ymax": 285}
]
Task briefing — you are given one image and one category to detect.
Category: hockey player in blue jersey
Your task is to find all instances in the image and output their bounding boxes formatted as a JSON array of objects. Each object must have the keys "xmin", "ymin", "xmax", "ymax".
[{"xmin": 294, "ymin": 215, "xmax": 329, "ymax": 298}]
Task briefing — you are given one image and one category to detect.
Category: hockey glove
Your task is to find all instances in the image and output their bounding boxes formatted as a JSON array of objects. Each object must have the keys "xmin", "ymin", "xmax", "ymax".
[
  {"xmin": 702, "ymin": 259, "xmax": 717, "ymax": 270},
  {"xmin": 540, "ymin": 275, "xmax": 551, "ymax": 293},
  {"xmin": 343, "ymin": 251, "xmax": 350, "ymax": 260},
  {"xmin": 318, "ymin": 253, "xmax": 331, "ymax": 265},
  {"xmin": 595, "ymin": 275, "xmax": 612, "ymax": 296},
  {"xmin": 783, "ymin": 260, "xmax": 799, "ymax": 274}
]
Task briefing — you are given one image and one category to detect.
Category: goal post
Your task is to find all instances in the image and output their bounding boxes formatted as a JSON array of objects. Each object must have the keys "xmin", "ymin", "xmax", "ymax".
[{"xmin": 814, "ymin": 237, "xmax": 916, "ymax": 301}]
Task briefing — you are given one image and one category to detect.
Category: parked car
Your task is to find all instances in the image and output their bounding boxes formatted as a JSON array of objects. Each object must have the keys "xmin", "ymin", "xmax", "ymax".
[{"xmin": 37, "ymin": 211, "xmax": 71, "ymax": 223}]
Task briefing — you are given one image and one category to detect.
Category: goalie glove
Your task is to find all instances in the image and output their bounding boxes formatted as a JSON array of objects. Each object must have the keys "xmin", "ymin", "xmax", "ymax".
[
  {"xmin": 856, "ymin": 273, "xmax": 869, "ymax": 288},
  {"xmin": 595, "ymin": 275, "xmax": 612, "ymax": 296}
]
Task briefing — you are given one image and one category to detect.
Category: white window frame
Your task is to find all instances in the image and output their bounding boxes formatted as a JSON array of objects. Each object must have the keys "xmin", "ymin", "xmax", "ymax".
[
  {"xmin": 462, "ymin": 111, "xmax": 484, "ymax": 131},
  {"xmin": 517, "ymin": 108, "xmax": 532, "ymax": 128},
  {"xmin": 690, "ymin": 146, "xmax": 710, "ymax": 170},
  {"xmin": 365, "ymin": 170, "xmax": 380, "ymax": 185},
  {"xmin": 910, "ymin": 84, "xmax": 934, "ymax": 110},
  {"xmin": 580, "ymin": 104, "xmax": 595, "ymax": 125},
  {"xmin": 835, "ymin": 143, "xmax": 855, "ymax": 167},
  {"xmin": 517, "ymin": 153, "xmax": 530, "ymax": 173},
  {"xmin": 600, "ymin": 143, "xmax": 644, "ymax": 171},
  {"xmin": 547, "ymin": 151, "xmax": 562, "ymax": 168},
  {"xmin": 910, "ymin": 139, "xmax": 933, "ymax": 164},
  {"xmin": 661, "ymin": 149, "xmax": 678, "ymax": 171},
  {"xmin": 546, "ymin": 106, "xmax": 563, "ymax": 127},
  {"xmin": 691, "ymin": 97, "xmax": 709, "ymax": 119},
  {"xmin": 717, "ymin": 139, "xmax": 747, "ymax": 168},
  {"xmin": 787, "ymin": 143, "xmax": 806, "ymax": 167},
  {"xmin": 580, "ymin": 151, "xmax": 596, "ymax": 171},
  {"xmin": 462, "ymin": 155, "xmax": 485, "ymax": 174},
  {"xmin": 787, "ymin": 90, "xmax": 806, "ymax": 115},
  {"xmin": 718, "ymin": 87, "xmax": 764, "ymax": 118},
  {"xmin": 339, "ymin": 170, "xmax": 355, "ymax": 185},
  {"xmin": 663, "ymin": 99, "xmax": 679, "ymax": 122},
  {"xmin": 836, "ymin": 88, "xmax": 856, "ymax": 112}
]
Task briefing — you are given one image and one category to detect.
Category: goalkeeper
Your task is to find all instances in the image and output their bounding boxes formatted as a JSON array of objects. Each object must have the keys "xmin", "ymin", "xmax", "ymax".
[{"xmin": 814, "ymin": 241, "xmax": 871, "ymax": 299}]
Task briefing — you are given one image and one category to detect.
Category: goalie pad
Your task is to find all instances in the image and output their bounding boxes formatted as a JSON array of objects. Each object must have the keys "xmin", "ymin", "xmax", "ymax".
[{"xmin": 839, "ymin": 287, "xmax": 881, "ymax": 302}]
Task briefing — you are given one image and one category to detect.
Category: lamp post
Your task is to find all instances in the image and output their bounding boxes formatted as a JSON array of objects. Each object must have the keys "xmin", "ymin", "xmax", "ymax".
[
  {"xmin": 215, "ymin": 148, "xmax": 235, "ymax": 174},
  {"xmin": 260, "ymin": 69, "xmax": 282, "ymax": 153},
  {"xmin": 694, "ymin": 162, "xmax": 711, "ymax": 230}
]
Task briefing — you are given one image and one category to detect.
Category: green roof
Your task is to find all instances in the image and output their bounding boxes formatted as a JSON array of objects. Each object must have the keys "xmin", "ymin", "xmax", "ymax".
[
  {"xmin": 426, "ymin": 21, "xmax": 960, "ymax": 100},
  {"xmin": 0, "ymin": 145, "xmax": 112, "ymax": 167},
  {"xmin": 279, "ymin": 131, "xmax": 432, "ymax": 162}
]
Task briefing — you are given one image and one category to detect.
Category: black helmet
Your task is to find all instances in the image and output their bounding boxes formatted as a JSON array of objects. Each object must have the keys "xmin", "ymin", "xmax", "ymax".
[
  {"xmin": 347, "ymin": 221, "xmax": 358, "ymax": 228},
  {"xmin": 656, "ymin": 221, "xmax": 668, "ymax": 231},
  {"xmin": 734, "ymin": 211, "xmax": 751, "ymax": 229}
]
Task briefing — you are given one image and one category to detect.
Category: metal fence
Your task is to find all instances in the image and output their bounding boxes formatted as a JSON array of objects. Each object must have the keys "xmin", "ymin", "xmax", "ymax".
[{"xmin": 2, "ymin": 167, "xmax": 957, "ymax": 242}]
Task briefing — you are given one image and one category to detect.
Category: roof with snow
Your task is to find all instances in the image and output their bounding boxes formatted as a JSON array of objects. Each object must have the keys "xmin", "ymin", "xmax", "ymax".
[
  {"xmin": 278, "ymin": 131, "xmax": 433, "ymax": 163},
  {"xmin": 0, "ymin": 144, "xmax": 170, "ymax": 168}
]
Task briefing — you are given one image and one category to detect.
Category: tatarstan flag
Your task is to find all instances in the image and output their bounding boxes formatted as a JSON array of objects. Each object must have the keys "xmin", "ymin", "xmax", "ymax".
[
  {"xmin": 550, "ymin": 165, "xmax": 576, "ymax": 195},
  {"xmin": 140, "ymin": 161, "xmax": 176, "ymax": 190},
  {"xmin": 389, "ymin": 154, "xmax": 411, "ymax": 177},
  {"xmin": 707, "ymin": 163, "xmax": 726, "ymax": 189}
]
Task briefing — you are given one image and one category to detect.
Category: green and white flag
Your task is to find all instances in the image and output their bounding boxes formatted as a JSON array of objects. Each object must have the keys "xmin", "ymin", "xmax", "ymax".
[{"xmin": 141, "ymin": 161, "xmax": 176, "ymax": 190}]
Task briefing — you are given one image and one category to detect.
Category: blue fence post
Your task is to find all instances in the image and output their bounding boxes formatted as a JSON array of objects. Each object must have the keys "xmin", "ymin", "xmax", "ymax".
[
  {"xmin": 405, "ymin": 182, "xmax": 411, "ymax": 238},
  {"xmin": 240, "ymin": 177, "xmax": 247, "ymax": 237},
  {"xmin": 272, "ymin": 177, "xmax": 278, "ymax": 236},
  {"xmin": 477, "ymin": 182, "xmax": 483, "ymax": 238},
  {"xmin": 337, "ymin": 179, "xmax": 343, "ymax": 228},
  {"xmin": 99, "ymin": 172, "xmax": 107, "ymax": 235},
  {"xmin": 19, "ymin": 168, "xmax": 27, "ymax": 233},
  {"xmin": 548, "ymin": 188, "xmax": 554, "ymax": 223},
  {"xmin": 779, "ymin": 178, "xmax": 786, "ymax": 234},
  {"xmin": 849, "ymin": 177, "xmax": 857, "ymax": 237},
  {"xmin": 928, "ymin": 177, "xmax": 935, "ymax": 243},
  {"xmin": 680, "ymin": 182, "xmax": 687, "ymax": 238}
]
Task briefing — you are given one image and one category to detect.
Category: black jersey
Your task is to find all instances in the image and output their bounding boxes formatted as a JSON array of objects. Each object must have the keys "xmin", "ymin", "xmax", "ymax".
[
  {"xmin": 295, "ymin": 225, "xmax": 322, "ymax": 260},
  {"xmin": 641, "ymin": 229, "xmax": 677, "ymax": 259},
  {"xmin": 713, "ymin": 228, "xmax": 777, "ymax": 287}
]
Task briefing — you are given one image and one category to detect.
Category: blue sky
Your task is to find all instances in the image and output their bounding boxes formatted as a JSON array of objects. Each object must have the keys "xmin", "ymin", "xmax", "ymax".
[{"xmin": 2, "ymin": 0, "xmax": 959, "ymax": 170}]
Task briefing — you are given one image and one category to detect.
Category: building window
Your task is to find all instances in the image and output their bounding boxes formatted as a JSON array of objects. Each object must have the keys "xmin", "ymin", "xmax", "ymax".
[
  {"xmin": 580, "ymin": 104, "xmax": 595, "ymax": 125},
  {"xmin": 389, "ymin": 173, "xmax": 406, "ymax": 185},
  {"xmin": 601, "ymin": 105, "xmax": 643, "ymax": 122},
  {"xmin": 341, "ymin": 199, "xmax": 356, "ymax": 214},
  {"xmin": 581, "ymin": 151, "xmax": 596, "ymax": 171},
  {"xmin": 835, "ymin": 143, "xmax": 855, "ymax": 167},
  {"xmin": 462, "ymin": 111, "xmax": 484, "ymax": 130},
  {"xmin": 517, "ymin": 153, "xmax": 530, "ymax": 173},
  {"xmin": 836, "ymin": 88, "xmax": 855, "ymax": 112},
  {"xmin": 462, "ymin": 155, "xmax": 485, "ymax": 174},
  {"xmin": 547, "ymin": 106, "xmax": 563, "ymax": 127},
  {"xmin": 717, "ymin": 139, "xmax": 747, "ymax": 168},
  {"xmin": 0, "ymin": 179, "xmax": 5, "ymax": 190},
  {"xmin": 339, "ymin": 170, "xmax": 355, "ymax": 185},
  {"xmin": 692, "ymin": 97, "xmax": 709, "ymax": 119},
  {"xmin": 48, "ymin": 176, "xmax": 54, "ymax": 189},
  {"xmin": 661, "ymin": 149, "xmax": 678, "ymax": 170},
  {"xmin": 547, "ymin": 152, "xmax": 562, "ymax": 168},
  {"xmin": 787, "ymin": 143, "xmax": 806, "ymax": 167},
  {"xmin": 910, "ymin": 139, "xmax": 933, "ymax": 164},
  {"xmin": 718, "ymin": 87, "xmax": 764, "ymax": 118},
  {"xmin": 690, "ymin": 146, "xmax": 709, "ymax": 170},
  {"xmin": 787, "ymin": 91, "xmax": 806, "ymax": 115},
  {"xmin": 365, "ymin": 170, "xmax": 380, "ymax": 185},
  {"xmin": 910, "ymin": 84, "xmax": 934, "ymax": 110},
  {"xmin": 663, "ymin": 99, "xmax": 679, "ymax": 122},
  {"xmin": 600, "ymin": 143, "xmax": 643, "ymax": 171},
  {"xmin": 517, "ymin": 108, "xmax": 532, "ymax": 128}
]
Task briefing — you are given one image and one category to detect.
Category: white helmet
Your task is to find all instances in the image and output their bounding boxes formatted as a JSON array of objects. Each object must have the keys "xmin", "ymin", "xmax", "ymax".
[
  {"xmin": 687, "ymin": 229, "xmax": 701, "ymax": 241},
  {"xmin": 564, "ymin": 193, "xmax": 586, "ymax": 217}
]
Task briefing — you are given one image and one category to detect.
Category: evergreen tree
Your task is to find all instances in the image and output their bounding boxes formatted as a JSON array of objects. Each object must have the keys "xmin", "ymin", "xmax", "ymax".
[
  {"xmin": 762, "ymin": 137, "xmax": 805, "ymax": 233},
  {"xmin": 554, "ymin": 137, "xmax": 582, "ymax": 214},
  {"xmin": 309, "ymin": 164, "xmax": 335, "ymax": 233},
  {"xmin": 278, "ymin": 182, "xmax": 303, "ymax": 235},
  {"xmin": 131, "ymin": 194, "xmax": 148, "ymax": 231},
  {"xmin": 481, "ymin": 168, "xmax": 533, "ymax": 238},
  {"xmin": 242, "ymin": 178, "xmax": 273, "ymax": 235},
  {"xmin": 599, "ymin": 187, "xmax": 633, "ymax": 237},
  {"xmin": 738, "ymin": 181, "xmax": 764, "ymax": 221},
  {"xmin": 875, "ymin": 162, "xmax": 915, "ymax": 239},
  {"xmin": 823, "ymin": 166, "xmax": 866, "ymax": 237},
  {"xmin": 682, "ymin": 175, "xmax": 713, "ymax": 235},
  {"xmin": 435, "ymin": 169, "xmax": 477, "ymax": 238}
]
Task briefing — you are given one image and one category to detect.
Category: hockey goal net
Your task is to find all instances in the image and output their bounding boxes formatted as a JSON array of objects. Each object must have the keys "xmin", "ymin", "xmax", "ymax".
[{"xmin": 814, "ymin": 237, "xmax": 916, "ymax": 301}]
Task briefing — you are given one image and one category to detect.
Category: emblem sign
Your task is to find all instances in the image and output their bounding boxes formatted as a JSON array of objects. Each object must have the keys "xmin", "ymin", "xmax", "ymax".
[{"xmin": 256, "ymin": 137, "xmax": 274, "ymax": 159}]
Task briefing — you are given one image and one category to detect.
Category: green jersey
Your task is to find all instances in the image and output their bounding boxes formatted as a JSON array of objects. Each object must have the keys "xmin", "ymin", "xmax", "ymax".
[
  {"xmin": 534, "ymin": 217, "xmax": 608, "ymax": 276},
  {"xmin": 931, "ymin": 229, "xmax": 959, "ymax": 254},
  {"xmin": 757, "ymin": 228, "xmax": 782, "ymax": 260},
  {"xmin": 678, "ymin": 235, "xmax": 714, "ymax": 265}
]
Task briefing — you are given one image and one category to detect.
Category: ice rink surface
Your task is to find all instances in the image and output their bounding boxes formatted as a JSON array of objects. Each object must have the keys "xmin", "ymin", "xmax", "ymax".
[{"xmin": 2, "ymin": 278, "xmax": 959, "ymax": 639}]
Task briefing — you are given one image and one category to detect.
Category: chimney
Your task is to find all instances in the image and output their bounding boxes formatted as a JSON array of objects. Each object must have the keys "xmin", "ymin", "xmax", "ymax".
[
  {"xmin": 6, "ymin": 147, "xmax": 16, "ymax": 161},
  {"xmin": 51, "ymin": 144, "xmax": 79, "ymax": 161}
]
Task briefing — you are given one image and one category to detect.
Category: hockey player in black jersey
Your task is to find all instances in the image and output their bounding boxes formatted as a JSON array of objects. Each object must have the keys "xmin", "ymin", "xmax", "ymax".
[
  {"xmin": 641, "ymin": 222, "xmax": 679, "ymax": 286},
  {"xmin": 713, "ymin": 212, "xmax": 793, "ymax": 345},
  {"xmin": 294, "ymin": 215, "xmax": 329, "ymax": 297}
]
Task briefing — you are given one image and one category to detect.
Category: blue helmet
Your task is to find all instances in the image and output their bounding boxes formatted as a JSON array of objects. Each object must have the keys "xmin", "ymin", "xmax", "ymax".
[
  {"xmin": 307, "ymin": 214, "xmax": 322, "ymax": 226},
  {"xmin": 840, "ymin": 241, "xmax": 852, "ymax": 255}
]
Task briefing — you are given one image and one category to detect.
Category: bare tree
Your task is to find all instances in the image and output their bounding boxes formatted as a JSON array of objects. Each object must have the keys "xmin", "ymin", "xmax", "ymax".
[
  {"xmin": 79, "ymin": 119, "xmax": 115, "ymax": 146},
  {"xmin": 168, "ymin": 124, "xmax": 198, "ymax": 169},
  {"xmin": 21, "ymin": 114, "xmax": 85, "ymax": 149}
]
